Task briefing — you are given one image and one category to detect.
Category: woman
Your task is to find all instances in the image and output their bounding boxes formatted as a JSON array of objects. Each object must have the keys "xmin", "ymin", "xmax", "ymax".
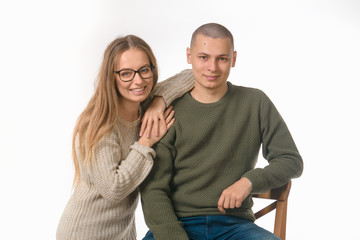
[{"xmin": 56, "ymin": 35, "xmax": 194, "ymax": 240}]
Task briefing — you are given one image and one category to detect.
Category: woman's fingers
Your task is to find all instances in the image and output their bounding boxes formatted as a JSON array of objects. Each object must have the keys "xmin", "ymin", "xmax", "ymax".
[
  {"xmin": 140, "ymin": 106, "xmax": 174, "ymax": 139},
  {"xmin": 166, "ymin": 116, "xmax": 175, "ymax": 129},
  {"xmin": 139, "ymin": 116, "xmax": 148, "ymax": 137},
  {"xmin": 144, "ymin": 119, "xmax": 154, "ymax": 138},
  {"xmin": 164, "ymin": 108, "xmax": 175, "ymax": 126}
]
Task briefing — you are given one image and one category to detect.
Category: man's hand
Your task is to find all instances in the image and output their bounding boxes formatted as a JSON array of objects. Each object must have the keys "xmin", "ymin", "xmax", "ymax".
[
  {"xmin": 140, "ymin": 96, "xmax": 167, "ymax": 138},
  {"xmin": 217, "ymin": 177, "xmax": 252, "ymax": 214}
]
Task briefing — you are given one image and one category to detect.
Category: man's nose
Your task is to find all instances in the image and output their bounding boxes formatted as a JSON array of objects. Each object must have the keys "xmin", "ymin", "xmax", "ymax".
[{"xmin": 207, "ymin": 59, "xmax": 218, "ymax": 72}]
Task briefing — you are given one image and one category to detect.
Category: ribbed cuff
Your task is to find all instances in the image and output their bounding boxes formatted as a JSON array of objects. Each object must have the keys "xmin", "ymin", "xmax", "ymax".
[
  {"xmin": 242, "ymin": 168, "xmax": 269, "ymax": 194},
  {"xmin": 130, "ymin": 142, "xmax": 156, "ymax": 159}
]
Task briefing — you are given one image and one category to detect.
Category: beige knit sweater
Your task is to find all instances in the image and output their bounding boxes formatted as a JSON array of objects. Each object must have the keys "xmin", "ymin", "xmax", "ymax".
[{"xmin": 56, "ymin": 70, "xmax": 194, "ymax": 240}]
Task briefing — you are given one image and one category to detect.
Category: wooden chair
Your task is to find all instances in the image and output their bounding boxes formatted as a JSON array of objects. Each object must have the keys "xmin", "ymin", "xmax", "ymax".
[{"xmin": 253, "ymin": 181, "xmax": 292, "ymax": 240}]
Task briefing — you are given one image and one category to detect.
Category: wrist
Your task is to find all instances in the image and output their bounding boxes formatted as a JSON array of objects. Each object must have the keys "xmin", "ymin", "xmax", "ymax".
[
  {"xmin": 239, "ymin": 177, "xmax": 252, "ymax": 193},
  {"xmin": 153, "ymin": 96, "xmax": 166, "ymax": 109},
  {"xmin": 138, "ymin": 137, "xmax": 152, "ymax": 148}
]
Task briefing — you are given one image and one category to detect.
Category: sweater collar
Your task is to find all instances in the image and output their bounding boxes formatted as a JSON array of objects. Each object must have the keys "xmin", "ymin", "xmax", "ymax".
[{"xmin": 187, "ymin": 82, "xmax": 232, "ymax": 107}]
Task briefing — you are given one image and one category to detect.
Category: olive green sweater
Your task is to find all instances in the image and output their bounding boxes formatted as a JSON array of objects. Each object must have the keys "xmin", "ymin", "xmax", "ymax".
[{"xmin": 140, "ymin": 83, "xmax": 303, "ymax": 240}]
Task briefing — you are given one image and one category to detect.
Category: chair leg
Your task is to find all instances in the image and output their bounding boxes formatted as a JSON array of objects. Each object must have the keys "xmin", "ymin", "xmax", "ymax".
[{"xmin": 274, "ymin": 201, "xmax": 287, "ymax": 240}]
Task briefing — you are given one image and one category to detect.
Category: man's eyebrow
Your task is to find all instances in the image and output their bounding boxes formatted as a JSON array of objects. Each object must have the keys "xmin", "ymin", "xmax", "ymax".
[{"xmin": 197, "ymin": 52, "xmax": 230, "ymax": 57}]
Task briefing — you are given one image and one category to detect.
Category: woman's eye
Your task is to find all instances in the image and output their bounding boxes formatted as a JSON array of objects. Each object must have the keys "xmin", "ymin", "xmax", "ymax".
[
  {"xmin": 140, "ymin": 68, "xmax": 150, "ymax": 73},
  {"xmin": 121, "ymin": 71, "xmax": 132, "ymax": 77}
]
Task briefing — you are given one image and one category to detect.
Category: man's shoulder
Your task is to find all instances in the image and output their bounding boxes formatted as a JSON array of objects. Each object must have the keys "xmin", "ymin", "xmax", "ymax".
[
  {"xmin": 228, "ymin": 82, "xmax": 266, "ymax": 99},
  {"xmin": 171, "ymin": 91, "xmax": 191, "ymax": 107}
]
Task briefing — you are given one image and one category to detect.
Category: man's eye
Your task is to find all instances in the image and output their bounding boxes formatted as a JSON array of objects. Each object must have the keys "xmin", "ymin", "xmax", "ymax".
[
  {"xmin": 200, "ymin": 56, "xmax": 207, "ymax": 60},
  {"xmin": 219, "ymin": 58, "xmax": 228, "ymax": 61}
]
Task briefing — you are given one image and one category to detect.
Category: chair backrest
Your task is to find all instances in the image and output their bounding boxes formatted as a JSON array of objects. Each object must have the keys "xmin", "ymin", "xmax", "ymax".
[{"xmin": 252, "ymin": 181, "xmax": 292, "ymax": 240}]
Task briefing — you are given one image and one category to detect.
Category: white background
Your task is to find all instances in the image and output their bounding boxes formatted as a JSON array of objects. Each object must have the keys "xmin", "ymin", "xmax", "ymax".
[{"xmin": 1, "ymin": 0, "xmax": 359, "ymax": 239}]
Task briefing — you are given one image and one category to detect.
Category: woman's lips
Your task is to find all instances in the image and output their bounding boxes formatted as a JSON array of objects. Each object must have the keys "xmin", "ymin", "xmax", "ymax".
[{"xmin": 130, "ymin": 86, "xmax": 146, "ymax": 95}]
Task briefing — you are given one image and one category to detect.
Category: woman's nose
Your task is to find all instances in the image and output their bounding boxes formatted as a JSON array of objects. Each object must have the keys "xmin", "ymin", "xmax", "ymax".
[{"xmin": 132, "ymin": 72, "xmax": 144, "ymax": 84}]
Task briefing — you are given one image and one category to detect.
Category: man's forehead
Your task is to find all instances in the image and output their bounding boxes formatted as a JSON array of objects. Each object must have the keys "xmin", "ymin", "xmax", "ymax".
[
  {"xmin": 192, "ymin": 35, "xmax": 233, "ymax": 55},
  {"xmin": 194, "ymin": 34, "xmax": 231, "ymax": 42}
]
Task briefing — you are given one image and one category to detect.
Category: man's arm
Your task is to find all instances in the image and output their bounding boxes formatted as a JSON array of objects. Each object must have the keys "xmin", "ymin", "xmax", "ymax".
[
  {"xmin": 140, "ymin": 128, "xmax": 190, "ymax": 240},
  {"xmin": 243, "ymin": 91, "xmax": 303, "ymax": 194},
  {"xmin": 218, "ymin": 91, "xmax": 303, "ymax": 213}
]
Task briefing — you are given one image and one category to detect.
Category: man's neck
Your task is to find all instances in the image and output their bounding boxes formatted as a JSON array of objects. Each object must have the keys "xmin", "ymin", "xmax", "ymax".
[{"xmin": 190, "ymin": 82, "xmax": 228, "ymax": 103}]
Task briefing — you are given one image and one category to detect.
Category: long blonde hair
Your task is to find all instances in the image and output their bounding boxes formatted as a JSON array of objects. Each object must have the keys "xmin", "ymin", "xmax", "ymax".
[{"xmin": 72, "ymin": 35, "xmax": 158, "ymax": 186}]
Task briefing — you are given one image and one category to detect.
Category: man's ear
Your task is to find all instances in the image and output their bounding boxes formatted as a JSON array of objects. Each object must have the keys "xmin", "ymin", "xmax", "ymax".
[
  {"xmin": 186, "ymin": 47, "xmax": 192, "ymax": 64},
  {"xmin": 232, "ymin": 51, "xmax": 237, "ymax": 67}
]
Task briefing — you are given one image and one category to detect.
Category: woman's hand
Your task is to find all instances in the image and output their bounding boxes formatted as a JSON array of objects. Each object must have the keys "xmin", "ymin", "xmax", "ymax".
[
  {"xmin": 140, "ymin": 96, "xmax": 167, "ymax": 138},
  {"xmin": 138, "ymin": 106, "xmax": 175, "ymax": 147}
]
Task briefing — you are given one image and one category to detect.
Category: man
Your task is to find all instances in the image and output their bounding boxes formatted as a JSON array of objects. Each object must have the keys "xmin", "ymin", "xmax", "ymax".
[{"xmin": 140, "ymin": 23, "xmax": 303, "ymax": 240}]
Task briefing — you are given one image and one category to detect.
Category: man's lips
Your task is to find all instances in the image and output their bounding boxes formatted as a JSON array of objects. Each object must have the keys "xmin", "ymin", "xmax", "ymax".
[{"xmin": 204, "ymin": 75, "xmax": 219, "ymax": 81}]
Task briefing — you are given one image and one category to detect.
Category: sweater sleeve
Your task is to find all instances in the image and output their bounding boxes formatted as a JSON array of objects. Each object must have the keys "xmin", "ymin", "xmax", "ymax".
[
  {"xmin": 140, "ymin": 129, "xmax": 190, "ymax": 240},
  {"xmin": 243, "ymin": 92, "xmax": 303, "ymax": 194},
  {"xmin": 88, "ymin": 131, "xmax": 156, "ymax": 204},
  {"xmin": 144, "ymin": 69, "xmax": 194, "ymax": 108}
]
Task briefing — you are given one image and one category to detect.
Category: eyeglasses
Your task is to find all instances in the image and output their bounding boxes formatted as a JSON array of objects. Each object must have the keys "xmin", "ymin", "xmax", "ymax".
[{"xmin": 115, "ymin": 65, "xmax": 155, "ymax": 82}]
